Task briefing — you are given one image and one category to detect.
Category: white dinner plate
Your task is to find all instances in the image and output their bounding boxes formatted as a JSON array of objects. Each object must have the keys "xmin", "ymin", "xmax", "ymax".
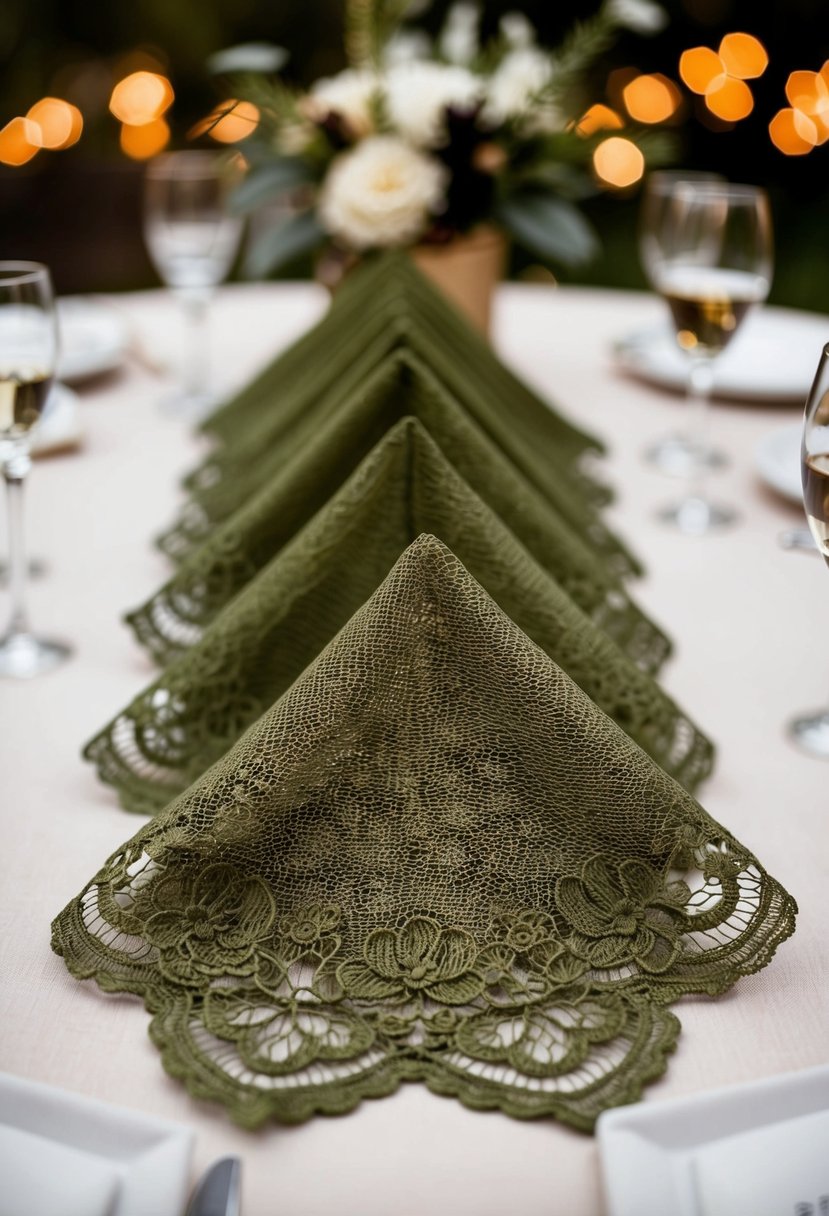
[
  {"xmin": 0, "ymin": 1072, "xmax": 194, "ymax": 1216},
  {"xmin": 754, "ymin": 422, "xmax": 803, "ymax": 502},
  {"xmin": 614, "ymin": 307, "xmax": 829, "ymax": 403},
  {"xmin": 57, "ymin": 297, "xmax": 128, "ymax": 383},
  {"xmin": 597, "ymin": 1064, "xmax": 829, "ymax": 1216},
  {"xmin": 31, "ymin": 383, "xmax": 83, "ymax": 457}
]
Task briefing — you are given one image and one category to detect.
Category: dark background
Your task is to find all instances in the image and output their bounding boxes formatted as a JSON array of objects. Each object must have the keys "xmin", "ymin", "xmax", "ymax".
[{"xmin": 2, "ymin": 0, "xmax": 829, "ymax": 308}]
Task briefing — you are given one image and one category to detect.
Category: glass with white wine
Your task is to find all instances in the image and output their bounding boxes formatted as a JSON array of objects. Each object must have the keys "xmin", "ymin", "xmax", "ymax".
[
  {"xmin": 640, "ymin": 169, "xmax": 727, "ymax": 477},
  {"xmin": 0, "ymin": 261, "xmax": 71, "ymax": 677},
  {"xmin": 649, "ymin": 180, "xmax": 773, "ymax": 534},
  {"xmin": 143, "ymin": 151, "xmax": 243, "ymax": 416},
  {"xmin": 789, "ymin": 344, "xmax": 829, "ymax": 757}
]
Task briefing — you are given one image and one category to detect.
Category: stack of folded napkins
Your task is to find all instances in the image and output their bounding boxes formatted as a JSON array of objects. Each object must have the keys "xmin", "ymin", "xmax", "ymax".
[{"xmin": 54, "ymin": 255, "xmax": 796, "ymax": 1133}]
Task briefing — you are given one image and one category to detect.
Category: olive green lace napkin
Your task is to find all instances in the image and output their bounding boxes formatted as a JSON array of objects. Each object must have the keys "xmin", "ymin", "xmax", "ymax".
[
  {"xmin": 201, "ymin": 251, "xmax": 602, "ymax": 471},
  {"xmin": 88, "ymin": 418, "xmax": 711, "ymax": 817},
  {"xmin": 129, "ymin": 351, "xmax": 663, "ymax": 668},
  {"xmin": 53, "ymin": 536, "xmax": 796, "ymax": 1132},
  {"xmin": 163, "ymin": 267, "xmax": 620, "ymax": 568}
]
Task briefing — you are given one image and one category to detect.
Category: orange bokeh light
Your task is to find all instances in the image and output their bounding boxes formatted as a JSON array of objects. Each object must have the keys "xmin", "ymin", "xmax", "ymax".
[
  {"xmin": 592, "ymin": 136, "xmax": 645, "ymax": 189},
  {"xmin": 26, "ymin": 98, "xmax": 83, "ymax": 150},
  {"xmin": 718, "ymin": 33, "xmax": 768, "ymax": 80},
  {"xmin": 575, "ymin": 104, "xmax": 624, "ymax": 137},
  {"xmin": 110, "ymin": 71, "xmax": 173, "ymax": 126},
  {"xmin": 120, "ymin": 116, "xmax": 170, "ymax": 159},
  {"xmin": 0, "ymin": 117, "xmax": 40, "ymax": 166},
  {"xmin": 785, "ymin": 70, "xmax": 829, "ymax": 143},
  {"xmin": 622, "ymin": 74, "xmax": 680, "ymax": 123},
  {"xmin": 679, "ymin": 47, "xmax": 726, "ymax": 95},
  {"xmin": 769, "ymin": 108, "xmax": 817, "ymax": 155},
  {"xmin": 705, "ymin": 76, "xmax": 754, "ymax": 122},
  {"xmin": 196, "ymin": 99, "xmax": 260, "ymax": 144}
]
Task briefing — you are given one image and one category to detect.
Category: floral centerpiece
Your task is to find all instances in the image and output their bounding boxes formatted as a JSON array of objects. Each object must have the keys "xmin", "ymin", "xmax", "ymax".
[{"xmin": 217, "ymin": 0, "xmax": 671, "ymax": 325}]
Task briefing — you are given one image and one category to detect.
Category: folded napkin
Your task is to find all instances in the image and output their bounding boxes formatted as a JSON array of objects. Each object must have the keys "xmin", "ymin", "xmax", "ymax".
[
  {"xmin": 132, "ymin": 351, "xmax": 660, "ymax": 667},
  {"xmin": 168, "ymin": 299, "xmax": 613, "ymax": 568},
  {"xmin": 55, "ymin": 536, "xmax": 796, "ymax": 1132},
  {"xmin": 202, "ymin": 250, "xmax": 602, "ymax": 468},
  {"xmin": 88, "ymin": 418, "xmax": 711, "ymax": 816}
]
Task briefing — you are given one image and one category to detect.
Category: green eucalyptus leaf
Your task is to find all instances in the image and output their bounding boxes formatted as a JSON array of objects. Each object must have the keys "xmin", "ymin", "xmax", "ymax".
[
  {"xmin": 243, "ymin": 210, "xmax": 325, "ymax": 278},
  {"xmin": 230, "ymin": 159, "xmax": 313, "ymax": 214},
  {"xmin": 496, "ymin": 192, "xmax": 599, "ymax": 268}
]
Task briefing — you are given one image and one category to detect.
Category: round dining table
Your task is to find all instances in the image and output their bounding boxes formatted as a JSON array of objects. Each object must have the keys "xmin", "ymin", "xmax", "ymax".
[{"xmin": 1, "ymin": 280, "xmax": 826, "ymax": 1216}]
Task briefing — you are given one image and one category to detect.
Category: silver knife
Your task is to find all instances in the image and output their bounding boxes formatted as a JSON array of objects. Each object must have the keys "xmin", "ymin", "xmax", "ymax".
[{"xmin": 184, "ymin": 1156, "xmax": 242, "ymax": 1216}]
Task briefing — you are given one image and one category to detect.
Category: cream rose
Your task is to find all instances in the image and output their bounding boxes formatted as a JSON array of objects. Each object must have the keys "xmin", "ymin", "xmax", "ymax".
[
  {"xmin": 307, "ymin": 69, "xmax": 378, "ymax": 138},
  {"xmin": 318, "ymin": 136, "xmax": 447, "ymax": 250}
]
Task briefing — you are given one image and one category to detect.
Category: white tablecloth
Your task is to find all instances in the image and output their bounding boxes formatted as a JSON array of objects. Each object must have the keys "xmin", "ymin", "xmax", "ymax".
[{"xmin": 1, "ymin": 283, "xmax": 827, "ymax": 1216}]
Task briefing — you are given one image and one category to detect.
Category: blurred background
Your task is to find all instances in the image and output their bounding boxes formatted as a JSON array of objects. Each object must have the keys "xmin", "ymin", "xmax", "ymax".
[{"xmin": 2, "ymin": 0, "xmax": 828, "ymax": 308}]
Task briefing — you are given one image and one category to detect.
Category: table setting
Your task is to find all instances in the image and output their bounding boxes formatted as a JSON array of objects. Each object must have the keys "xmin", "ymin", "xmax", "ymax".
[{"xmin": 2, "ymin": 1, "xmax": 828, "ymax": 1213}]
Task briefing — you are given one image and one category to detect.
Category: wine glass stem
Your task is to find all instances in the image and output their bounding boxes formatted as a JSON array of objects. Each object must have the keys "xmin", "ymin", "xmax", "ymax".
[
  {"xmin": 180, "ymin": 291, "xmax": 210, "ymax": 401},
  {"xmin": 3, "ymin": 449, "xmax": 32, "ymax": 639},
  {"xmin": 686, "ymin": 355, "xmax": 715, "ymax": 497}
]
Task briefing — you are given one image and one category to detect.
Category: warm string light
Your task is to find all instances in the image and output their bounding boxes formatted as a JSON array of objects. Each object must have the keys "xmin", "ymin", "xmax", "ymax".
[
  {"xmin": 770, "ymin": 64, "xmax": 829, "ymax": 155},
  {"xmin": 0, "ymin": 98, "xmax": 84, "ymax": 166},
  {"xmin": 621, "ymin": 74, "xmax": 681, "ymax": 124},
  {"xmin": 679, "ymin": 33, "xmax": 767, "ymax": 124},
  {"xmin": 190, "ymin": 99, "xmax": 260, "ymax": 144},
  {"xmin": 109, "ymin": 69, "xmax": 174, "ymax": 159},
  {"xmin": 592, "ymin": 137, "xmax": 645, "ymax": 189}
]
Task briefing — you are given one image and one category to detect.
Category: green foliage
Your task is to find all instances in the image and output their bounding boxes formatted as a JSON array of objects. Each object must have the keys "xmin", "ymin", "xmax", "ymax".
[
  {"xmin": 243, "ymin": 209, "xmax": 324, "ymax": 277},
  {"xmin": 495, "ymin": 191, "xmax": 600, "ymax": 268}
]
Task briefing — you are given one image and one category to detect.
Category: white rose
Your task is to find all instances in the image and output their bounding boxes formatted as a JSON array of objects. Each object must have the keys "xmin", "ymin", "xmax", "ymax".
[
  {"xmin": 439, "ymin": 3, "xmax": 481, "ymax": 66},
  {"xmin": 499, "ymin": 12, "xmax": 536, "ymax": 49},
  {"xmin": 385, "ymin": 61, "xmax": 483, "ymax": 147},
  {"xmin": 484, "ymin": 47, "xmax": 554, "ymax": 123},
  {"xmin": 605, "ymin": 0, "xmax": 668, "ymax": 34},
  {"xmin": 307, "ymin": 69, "xmax": 378, "ymax": 138},
  {"xmin": 318, "ymin": 136, "xmax": 447, "ymax": 250}
]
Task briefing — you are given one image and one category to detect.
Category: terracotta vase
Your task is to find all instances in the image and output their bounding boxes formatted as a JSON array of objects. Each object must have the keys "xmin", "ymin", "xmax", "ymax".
[
  {"xmin": 409, "ymin": 226, "xmax": 507, "ymax": 336},
  {"xmin": 317, "ymin": 225, "xmax": 507, "ymax": 338}
]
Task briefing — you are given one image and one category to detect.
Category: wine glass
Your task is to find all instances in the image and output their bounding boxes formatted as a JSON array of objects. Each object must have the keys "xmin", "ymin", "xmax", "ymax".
[
  {"xmin": 0, "ymin": 262, "xmax": 71, "ymax": 678},
  {"xmin": 143, "ymin": 151, "xmax": 243, "ymax": 416},
  {"xmin": 640, "ymin": 169, "xmax": 726, "ymax": 476},
  {"xmin": 649, "ymin": 180, "xmax": 773, "ymax": 534},
  {"xmin": 789, "ymin": 343, "xmax": 829, "ymax": 757}
]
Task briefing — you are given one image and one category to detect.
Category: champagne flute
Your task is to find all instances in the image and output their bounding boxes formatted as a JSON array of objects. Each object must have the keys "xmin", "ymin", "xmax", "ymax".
[
  {"xmin": 650, "ymin": 181, "xmax": 773, "ymax": 534},
  {"xmin": 640, "ymin": 169, "xmax": 726, "ymax": 476},
  {"xmin": 789, "ymin": 344, "xmax": 829, "ymax": 756},
  {"xmin": 0, "ymin": 262, "xmax": 71, "ymax": 678},
  {"xmin": 143, "ymin": 151, "xmax": 243, "ymax": 416}
]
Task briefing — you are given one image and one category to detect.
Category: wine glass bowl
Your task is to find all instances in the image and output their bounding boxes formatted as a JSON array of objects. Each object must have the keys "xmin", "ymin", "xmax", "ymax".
[
  {"xmin": 648, "ymin": 180, "xmax": 773, "ymax": 534},
  {"xmin": 0, "ymin": 262, "xmax": 71, "ymax": 678},
  {"xmin": 143, "ymin": 151, "xmax": 243, "ymax": 415},
  {"xmin": 789, "ymin": 344, "xmax": 829, "ymax": 757}
]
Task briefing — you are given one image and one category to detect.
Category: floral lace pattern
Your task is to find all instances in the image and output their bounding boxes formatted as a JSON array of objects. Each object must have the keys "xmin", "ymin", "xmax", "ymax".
[{"xmin": 53, "ymin": 537, "xmax": 796, "ymax": 1131}]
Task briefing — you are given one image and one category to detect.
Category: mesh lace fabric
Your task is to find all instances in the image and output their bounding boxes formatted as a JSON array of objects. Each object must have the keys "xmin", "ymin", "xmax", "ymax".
[
  {"xmin": 129, "ymin": 351, "xmax": 667, "ymax": 670},
  {"xmin": 54, "ymin": 536, "xmax": 797, "ymax": 1131},
  {"xmin": 166, "ymin": 261, "xmax": 612, "ymax": 565},
  {"xmin": 86, "ymin": 418, "xmax": 713, "ymax": 817}
]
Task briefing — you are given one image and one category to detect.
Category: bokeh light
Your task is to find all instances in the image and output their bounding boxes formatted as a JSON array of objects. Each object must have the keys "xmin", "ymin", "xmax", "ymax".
[
  {"xmin": 0, "ymin": 117, "xmax": 41, "ymax": 166},
  {"xmin": 110, "ymin": 71, "xmax": 174, "ymax": 126},
  {"xmin": 718, "ymin": 33, "xmax": 768, "ymax": 80},
  {"xmin": 622, "ymin": 74, "xmax": 680, "ymax": 123},
  {"xmin": 785, "ymin": 70, "xmax": 829, "ymax": 142},
  {"xmin": 769, "ymin": 107, "xmax": 817, "ymax": 155},
  {"xmin": 195, "ymin": 99, "xmax": 260, "ymax": 143},
  {"xmin": 26, "ymin": 98, "xmax": 83, "ymax": 149},
  {"xmin": 120, "ymin": 116, "xmax": 171, "ymax": 159},
  {"xmin": 679, "ymin": 48, "xmax": 726, "ymax": 95},
  {"xmin": 705, "ymin": 77, "xmax": 754, "ymax": 122},
  {"xmin": 575, "ymin": 104, "xmax": 623, "ymax": 137},
  {"xmin": 592, "ymin": 136, "xmax": 645, "ymax": 189}
]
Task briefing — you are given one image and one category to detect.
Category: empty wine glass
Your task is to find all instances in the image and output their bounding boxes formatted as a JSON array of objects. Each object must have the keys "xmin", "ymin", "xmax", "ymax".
[
  {"xmin": 649, "ymin": 180, "xmax": 773, "ymax": 534},
  {"xmin": 144, "ymin": 151, "xmax": 243, "ymax": 416},
  {"xmin": 640, "ymin": 169, "xmax": 726, "ymax": 476},
  {"xmin": 789, "ymin": 343, "xmax": 829, "ymax": 757},
  {"xmin": 0, "ymin": 262, "xmax": 71, "ymax": 677}
]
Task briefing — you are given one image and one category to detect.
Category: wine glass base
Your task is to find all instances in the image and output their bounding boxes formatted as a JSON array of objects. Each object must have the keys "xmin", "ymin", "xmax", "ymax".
[
  {"xmin": 788, "ymin": 710, "xmax": 829, "ymax": 758},
  {"xmin": 644, "ymin": 434, "xmax": 727, "ymax": 477},
  {"xmin": 656, "ymin": 496, "xmax": 738, "ymax": 535},
  {"xmin": 0, "ymin": 632, "xmax": 72, "ymax": 678}
]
